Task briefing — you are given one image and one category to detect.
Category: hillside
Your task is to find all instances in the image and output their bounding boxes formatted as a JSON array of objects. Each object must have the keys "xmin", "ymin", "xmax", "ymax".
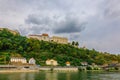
[{"xmin": 0, "ymin": 28, "xmax": 120, "ymax": 66}]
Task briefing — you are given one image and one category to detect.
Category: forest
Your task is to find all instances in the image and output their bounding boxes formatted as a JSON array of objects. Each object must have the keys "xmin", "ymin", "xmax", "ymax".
[{"xmin": 0, "ymin": 28, "xmax": 120, "ymax": 66}]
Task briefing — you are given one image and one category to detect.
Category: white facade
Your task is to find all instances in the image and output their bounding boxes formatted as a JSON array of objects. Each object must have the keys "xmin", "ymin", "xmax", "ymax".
[
  {"xmin": 10, "ymin": 57, "xmax": 27, "ymax": 64},
  {"xmin": 46, "ymin": 59, "xmax": 58, "ymax": 66},
  {"xmin": 29, "ymin": 58, "xmax": 36, "ymax": 64},
  {"xmin": 66, "ymin": 61, "xmax": 70, "ymax": 66},
  {"xmin": 28, "ymin": 34, "xmax": 50, "ymax": 41},
  {"xmin": 81, "ymin": 62, "xmax": 88, "ymax": 66},
  {"xmin": 28, "ymin": 34, "xmax": 68, "ymax": 44},
  {"xmin": 51, "ymin": 36, "xmax": 68, "ymax": 44}
]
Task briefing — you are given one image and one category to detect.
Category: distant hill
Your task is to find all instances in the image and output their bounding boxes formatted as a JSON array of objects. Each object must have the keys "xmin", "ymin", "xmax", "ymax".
[
  {"xmin": 0, "ymin": 28, "xmax": 20, "ymax": 35},
  {"xmin": 0, "ymin": 28, "xmax": 120, "ymax": 66}
]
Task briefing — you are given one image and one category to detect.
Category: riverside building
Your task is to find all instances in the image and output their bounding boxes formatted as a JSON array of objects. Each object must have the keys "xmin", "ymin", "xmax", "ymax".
[
  {"xmin": 46, "ymin": 59, "xmax": 58, "ymax": 66},
  {"xmin": 10, "ymin": 57, "xmax": 27, "ymax": 65}
]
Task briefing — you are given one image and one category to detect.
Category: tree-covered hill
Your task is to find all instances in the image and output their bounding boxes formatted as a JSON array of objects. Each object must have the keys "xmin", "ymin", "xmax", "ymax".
[{"xmin": 0, "ymin": 28, "xmax": 120, "ymax": 66}]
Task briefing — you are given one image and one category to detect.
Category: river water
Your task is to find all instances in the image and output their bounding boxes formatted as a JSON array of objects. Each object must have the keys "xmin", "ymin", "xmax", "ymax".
[{"xmin": 0, "ymin": 71, "xmax": 120, "ymax": 80}]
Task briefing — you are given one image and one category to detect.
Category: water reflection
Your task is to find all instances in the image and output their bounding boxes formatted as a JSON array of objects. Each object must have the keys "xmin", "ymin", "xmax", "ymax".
[
  {"xmin": 1, "ymin": 72, "xmax": 36, "ymax": 80},
  {"xmin": 0, "ymin": 71, "xmax": 120, "ymax": 80},
  {"xmin": 46, "ymin": 72, "xmax": 58, "ymax": 80},
  {"xmin": 45, "ymin": 72, "xmax": 75, "ymax": 80},
  {"xmin": 66, "ymin": 73, "xmax": 70, "ymax": 80},
  {"xmin": 7, "ymin": 73, "xmax": 27, "ymax": 80}
]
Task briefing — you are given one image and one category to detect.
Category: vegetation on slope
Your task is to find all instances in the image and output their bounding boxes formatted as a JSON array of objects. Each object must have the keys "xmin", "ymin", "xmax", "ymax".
[{"xmin": 0, "ymin": 28, "xmax": 120, "ymax": 66}]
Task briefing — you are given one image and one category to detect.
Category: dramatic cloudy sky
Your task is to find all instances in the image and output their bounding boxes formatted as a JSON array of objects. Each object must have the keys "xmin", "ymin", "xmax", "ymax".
[{"xmin": 0, "ymin": 0, "xmax": 120, "ymax": 54}]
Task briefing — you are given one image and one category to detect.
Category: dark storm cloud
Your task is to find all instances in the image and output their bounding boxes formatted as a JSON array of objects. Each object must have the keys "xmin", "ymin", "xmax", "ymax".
[
  {"xmin": 25, "ymin": 14, "xmax": 53, "ymax": 34},
  {"xmin": 25, "ymin": 14, "xmax": 50, "ymax": 25},
  {"xmin": 54, "ymin": 22, "xmax": 86, "ymax": 33},
  {"xmin": 25, "ymin": 13, "xmax": 86, "ymax": 34},
  {"xmin": 53, "ymin": 13, "xmax": 87, "ymax": 34}
]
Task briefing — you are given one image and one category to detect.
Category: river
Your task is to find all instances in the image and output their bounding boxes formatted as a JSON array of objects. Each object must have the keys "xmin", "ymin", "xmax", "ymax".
[{"xmin": 0, "ymin": 71, "xmax": 120, "ymax": 80}]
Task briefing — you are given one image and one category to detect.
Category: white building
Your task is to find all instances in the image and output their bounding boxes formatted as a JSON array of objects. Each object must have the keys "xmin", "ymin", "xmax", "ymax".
[
  {"xmin": 66, "ymin": 61, "xmax": 70, "ymax": 66},
  {"xmin": 28, "ymin": 33, "xmax": 68, "ymax": 44},
  {"xmin": 46, "ymin": 59, "xmax": 58, "ymax": 66},
  {"xmin": 10, "ymin": 57, "xmax": 27, "ymax": 64},
  {"xmin": 81, "ymin": 62, "xmax": 88, "ymax": 66},
  {"xmin": 29, "ymin": 58, "xmax": 36, "ymax": 65},
  {"xmin": 28, "ymin": 33, "xmax": 50, "ymax": 41},
  {"xmin": 51, "ymin": 36, "xmax": 68, "ymax": 44}
]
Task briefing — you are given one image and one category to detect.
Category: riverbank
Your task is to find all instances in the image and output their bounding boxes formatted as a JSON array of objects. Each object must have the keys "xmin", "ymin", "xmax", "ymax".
[
  {"xmin": 0, "ymin": 65, "xmax": 120, "ymax": 73},
  {"xmin": 39, "ymin": 67, "xmax": 79, "ymax": 72},
  {"xmin": 0, "ymin": 69, "xmax": 39, "ymax": 73},
  {"xmin": 0, "ymin": 68, "xmax": 119, "ymax": 73}
]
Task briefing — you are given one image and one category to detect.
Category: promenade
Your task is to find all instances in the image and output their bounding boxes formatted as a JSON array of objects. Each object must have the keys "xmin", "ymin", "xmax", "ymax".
[{"xmin": 39, "ymin": 66, "xmax": 79, "ymax": 72}]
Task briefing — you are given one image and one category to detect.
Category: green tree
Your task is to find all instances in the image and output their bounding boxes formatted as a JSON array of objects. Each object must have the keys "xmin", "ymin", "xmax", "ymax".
[
  {"xmin": 75, "ymin": 42, "xmax": 79, "ymax": 47},
  {"xmin": 72, "ymin": 41, "xmax": 75, "ymax": 46},
  {"xmin": 0, "ymin": 41, "xmax": 2, "ymax": 49}
]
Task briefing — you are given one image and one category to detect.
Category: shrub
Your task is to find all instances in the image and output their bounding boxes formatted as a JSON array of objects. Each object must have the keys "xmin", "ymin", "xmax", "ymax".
[{"xmin": 87, "ymin": 66, "xmax": 93, "ymax": 70}]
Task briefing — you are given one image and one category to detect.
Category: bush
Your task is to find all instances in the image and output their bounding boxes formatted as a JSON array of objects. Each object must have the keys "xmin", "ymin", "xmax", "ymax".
[
  {"xmin": 115, "ymin": 67, "xmax": 119, "ymax": 70},
  {"xmin": 87, "ymin": 66, "xmax": 93, "ymax": 70}
]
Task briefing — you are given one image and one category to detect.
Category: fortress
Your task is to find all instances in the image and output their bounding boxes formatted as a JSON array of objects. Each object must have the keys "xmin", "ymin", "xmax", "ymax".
[
  {"xmin": 28, "ymin": 33, "xmax": 68, "ymax": 44},
  {"xmin": 0, "ymin": 28, "xmax": 68, "ymax": 44}
]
